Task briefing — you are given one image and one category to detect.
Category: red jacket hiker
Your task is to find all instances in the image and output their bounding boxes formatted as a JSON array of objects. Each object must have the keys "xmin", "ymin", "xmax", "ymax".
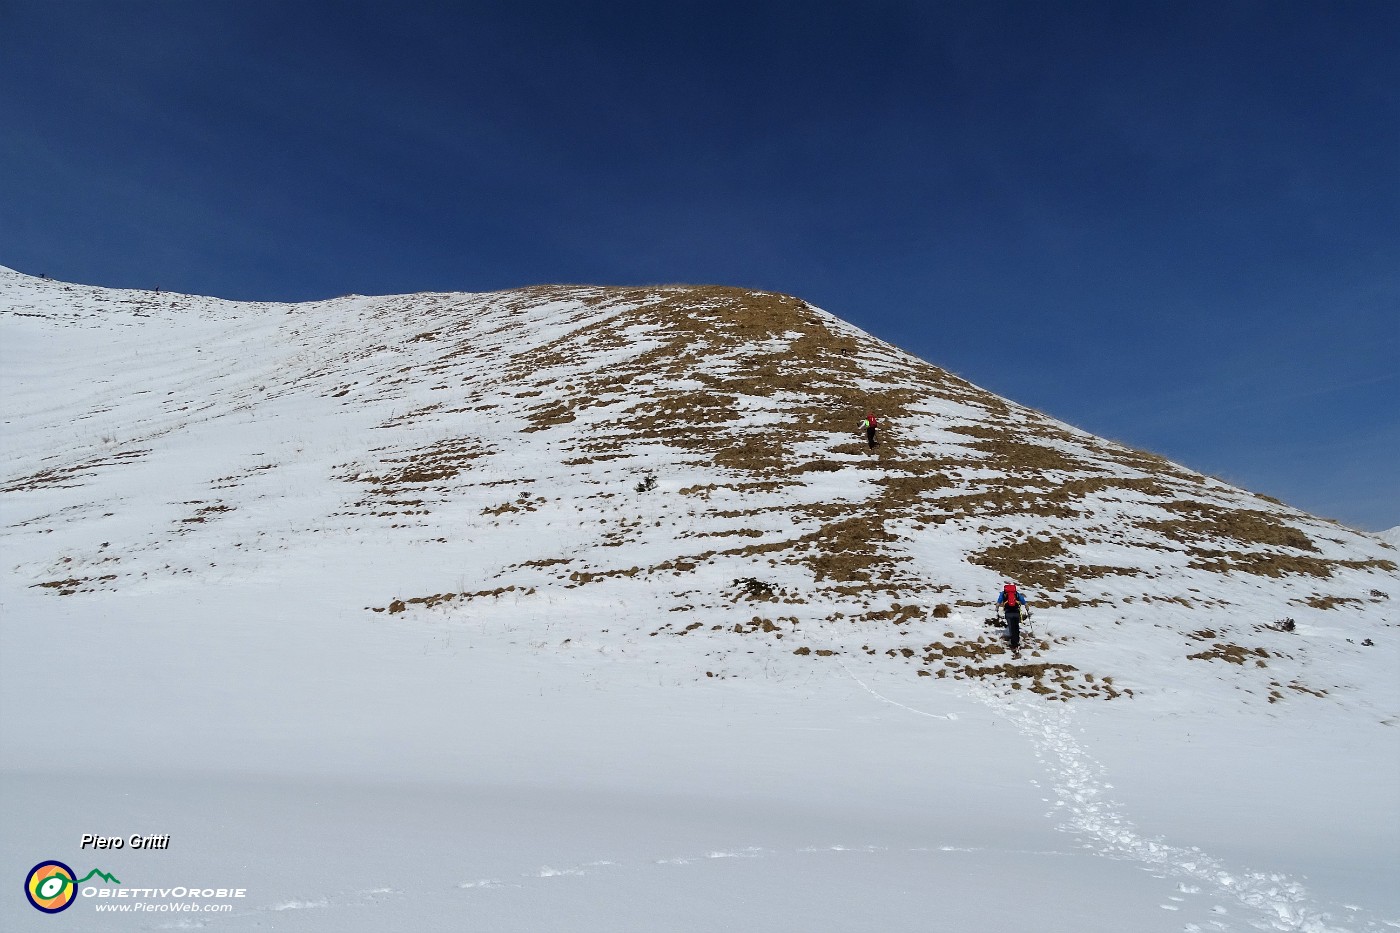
[
  {"xmin": 997, "ymin": 584, "xmax": 1027, "ymax": 651},
  {"xmin": 861, "ymin": 413, "xmax": 878, "ymax": 448}
]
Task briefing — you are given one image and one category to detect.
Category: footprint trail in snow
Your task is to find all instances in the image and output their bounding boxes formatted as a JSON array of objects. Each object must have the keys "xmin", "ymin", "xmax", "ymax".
[{"xmin": 971, "ymin": 685, "xmax": 1394, "ymax": 933}]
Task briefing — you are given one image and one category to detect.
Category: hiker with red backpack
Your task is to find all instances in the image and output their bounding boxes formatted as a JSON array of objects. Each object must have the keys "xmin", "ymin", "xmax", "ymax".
[
  {"xmin": 997, "ymin": 583, "xmax": 1028, "ymax": 653},
  {"xmin": 860, "ymin": 412, "xmax": 879, "ymax": 449}
]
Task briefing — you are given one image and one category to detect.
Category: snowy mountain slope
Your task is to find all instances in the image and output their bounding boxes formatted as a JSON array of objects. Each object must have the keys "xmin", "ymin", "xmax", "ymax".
[
  {"xmin": 2, "ymin": 267, "xmax": 1397, "ymax": 933},
  {"xmin": 3, "ymin": 267, "xmax": 1394, "ymax": 705}
]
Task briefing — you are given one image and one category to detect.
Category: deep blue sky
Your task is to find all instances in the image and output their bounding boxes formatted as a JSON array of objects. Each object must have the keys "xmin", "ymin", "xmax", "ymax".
[{"xmin": 3, "ymin": 1, "xmax": 1397, "ymax": 529}]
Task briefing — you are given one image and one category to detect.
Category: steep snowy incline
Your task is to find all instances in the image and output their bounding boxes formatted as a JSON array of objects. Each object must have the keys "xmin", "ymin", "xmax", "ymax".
[
  {"xmin": 2, "ymin": 268, "xmax": 1397, "ymax": 933},
  {"xmin": 3, "ymin": 269, "xmax": 1394, "ymax": 707}
]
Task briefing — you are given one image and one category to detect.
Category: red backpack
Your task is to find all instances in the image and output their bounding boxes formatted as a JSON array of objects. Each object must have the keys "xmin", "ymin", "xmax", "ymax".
[{"xmin": 1003, "ymin": 584, "xmax": 1019, "ymax": 605}]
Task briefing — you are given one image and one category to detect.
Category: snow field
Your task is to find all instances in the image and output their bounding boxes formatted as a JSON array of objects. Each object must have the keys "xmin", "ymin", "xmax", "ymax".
[{"xmin": 2, "ymin": 269, "xmax": 1397, "ymax": 931}]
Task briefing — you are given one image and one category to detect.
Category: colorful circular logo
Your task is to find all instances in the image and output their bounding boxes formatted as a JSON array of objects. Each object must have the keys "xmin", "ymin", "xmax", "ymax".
[{"xmin": 25, "ymin": 861, "xmax": 77, "ymax": 913}]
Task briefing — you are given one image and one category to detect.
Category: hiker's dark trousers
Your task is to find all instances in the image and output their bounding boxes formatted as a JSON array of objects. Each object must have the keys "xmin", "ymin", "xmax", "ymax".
[
  {"xmin": 1003, "ymin": 606, "xmax": 1022, "ymax": 650},
  {"xmin": 866, "ymin": 426, "xmax": 876, "ymax": 448}
]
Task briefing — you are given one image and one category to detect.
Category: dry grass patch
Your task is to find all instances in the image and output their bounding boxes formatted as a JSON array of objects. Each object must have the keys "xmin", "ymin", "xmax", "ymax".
[
  {"xmin": 968, "ymin": 536, "xmax": 1140, "ymax": 592},
  {"xmin": 1099, "ymin": 443, "xmax": 1196, "ymax": 479},
  {"xmin": 3, "ymin": 449, "xmax": 150, "ymax": 493},
  {"xmin": 1298, "ymin": 595, "xmax": 1363, "ymax": 609},
  {"xmin": 355, "ymin": 436, "xmax": 492, "ymax": 491},
  {"xmin": 1147, "ymin": 501, "xmax": 1319, "ymax": 552},
  {"xmin": 968, "ymin": 537, "xmax": 1069, "ymax": 587},
  {"xmin": 856, "ymin": 603, "xmax": 923, "ymax": 625},
  {"xmin": 1184, "ymin": 549, "xmax": 1393, "ymax": 579},
  {"xmin": 946, "ymin": 426, "xmax": 1091, "ymax": 474},
  {"xmin": 854, "ymin": 633, "xmax": 1132, "ymax": 699},
  {"xmin": 521, "ymin": 401, "xmax": 577, "ymax": 432},
  {"xmin": 31, "ymin": 574, "xmax": 119, "ymax": 596},
  {"xmin": 371, "ymin": 584, "xmax": 532, "ymax": 614},
  {"xmin": 1187, "ymin": 642, "xmax": 1270, "ymax": 666},
  {"xmin": 177, "ymin": 503, "xmax": 234, "ymax": 524}
]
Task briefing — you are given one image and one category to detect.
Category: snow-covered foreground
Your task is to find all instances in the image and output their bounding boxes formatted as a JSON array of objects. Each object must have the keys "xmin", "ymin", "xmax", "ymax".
[
  {"xmin": 5, "ymin": 580, "xmax": 1398, "ymax": 932},
  {"xmin": 2, "ymin": 269, "xmax": 1397, "ymax": 931},
  {"xmin": 4, "ymin": 580, "xmax": 1397, "ymax": 932}
]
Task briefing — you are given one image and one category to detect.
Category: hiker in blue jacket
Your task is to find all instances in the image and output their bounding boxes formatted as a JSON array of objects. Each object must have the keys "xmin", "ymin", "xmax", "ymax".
[{"xmin": 997, "ymin": 583, "xmax": 1027, "ymax": 652}]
